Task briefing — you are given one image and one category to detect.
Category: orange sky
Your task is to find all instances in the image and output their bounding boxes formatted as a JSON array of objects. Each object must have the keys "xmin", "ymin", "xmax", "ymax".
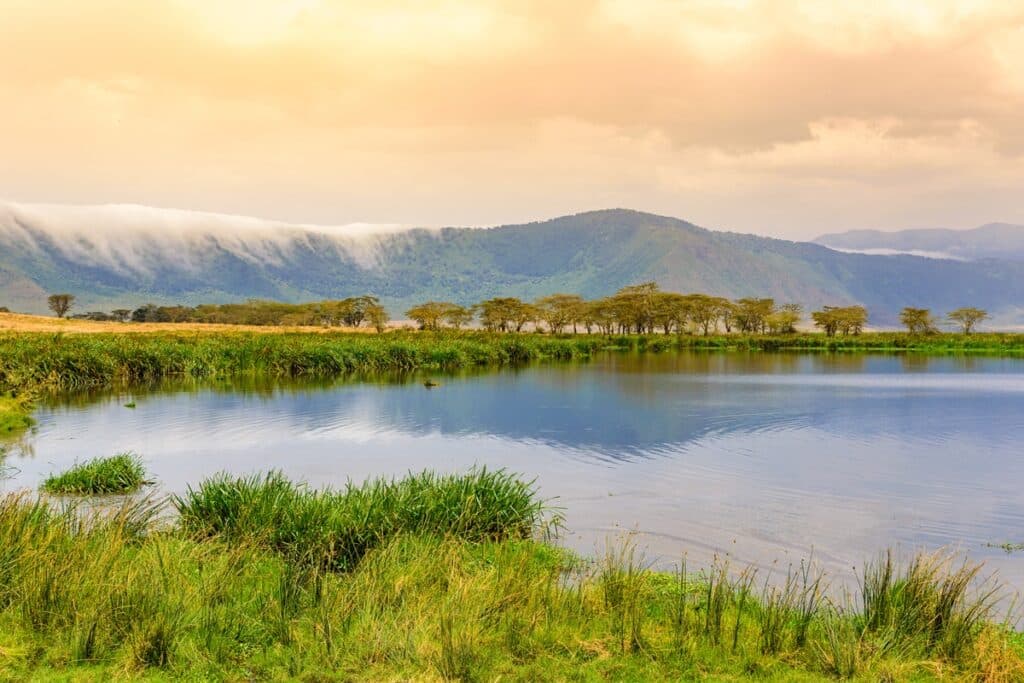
[{"xmin": 1, "ymin": 0, "xmax": 1022, "ymax": 237}]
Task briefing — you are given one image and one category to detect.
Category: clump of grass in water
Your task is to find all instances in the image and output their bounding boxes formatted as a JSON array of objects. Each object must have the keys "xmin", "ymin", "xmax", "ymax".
[
  {"xmin": 41, "ymin": 453, "xmax": 149, "ymax": 495},
  {"xmin": 173, "ymin": 468, "xmax": 559, "ymax": 570},
  {"xmin": 0, "ymin": 394, "xmax": 34, "ymax": 435}
]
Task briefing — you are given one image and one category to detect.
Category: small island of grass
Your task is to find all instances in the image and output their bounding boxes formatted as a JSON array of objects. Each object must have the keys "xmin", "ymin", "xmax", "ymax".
[{"xmin": 41, "ymin": 453, "xmax": 149, "ymax": 495}]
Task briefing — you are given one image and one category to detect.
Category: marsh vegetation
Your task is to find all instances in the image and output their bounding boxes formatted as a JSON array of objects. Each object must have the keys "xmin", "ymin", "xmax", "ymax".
[{"xmin": 0, "ymin": 469, "xmax": 1020, "ymax": 680}]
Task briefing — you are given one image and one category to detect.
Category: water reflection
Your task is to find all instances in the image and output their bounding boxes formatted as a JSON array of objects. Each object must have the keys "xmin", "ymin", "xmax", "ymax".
[{"xmin": 5, "ymin": 351, "xmax": 1024, "ymax": 587}]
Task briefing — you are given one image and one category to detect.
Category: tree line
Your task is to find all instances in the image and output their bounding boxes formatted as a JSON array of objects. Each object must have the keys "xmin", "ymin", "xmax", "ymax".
[
  {"xmin": 33, "ymin": 286, "xmax": 990, "ymax": 335},
  {"xmin": 44, "ymin": 295, "xmax": 390, "ymax": 331},
  {"xmin": 407, "ymin": 284, "xmax": 988, "ymax": 336}
]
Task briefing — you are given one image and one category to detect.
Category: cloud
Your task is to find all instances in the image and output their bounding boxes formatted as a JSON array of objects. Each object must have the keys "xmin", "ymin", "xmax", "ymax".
[
  {"xmin": 0, "ymin": 199, "xmax": 415, "ymax": 274},
  {"xmin": 0, "ymin": 0, "xmax": 1021, "ymax": 236}
]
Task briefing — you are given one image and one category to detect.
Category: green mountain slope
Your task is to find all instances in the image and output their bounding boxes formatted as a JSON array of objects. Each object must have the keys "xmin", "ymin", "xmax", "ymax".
[{"xmin": 2, "ymin": 203, "xmax": 1023, "ymax": 327}]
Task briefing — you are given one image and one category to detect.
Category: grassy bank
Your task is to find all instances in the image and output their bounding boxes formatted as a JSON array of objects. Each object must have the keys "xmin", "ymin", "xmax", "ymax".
[
  {"xmin": 0, "ymin": 331, "xmax": 608, "ymax": 393},
  {"xmin": 2, "ymin": 330, "xmax": 1023, "ymax": 395},
  {"xmin": 0, "ymin": 469, "xmax": 1020, "ymax": 681}
]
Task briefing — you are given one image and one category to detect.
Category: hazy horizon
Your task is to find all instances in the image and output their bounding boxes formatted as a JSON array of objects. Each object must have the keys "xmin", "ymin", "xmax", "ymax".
[{"xmin": 2, "ymin": 1, "xmax": 1022, "ymax": 239}]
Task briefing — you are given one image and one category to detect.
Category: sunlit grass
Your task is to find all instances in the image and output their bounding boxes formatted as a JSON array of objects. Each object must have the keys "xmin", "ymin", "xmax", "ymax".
[
  {"xmin": 0, "ymin": 470, "xmax": 1018, "ymax": 680},
  {"xmin": 41, "ymin": 453, "xmax": 149, "ymax": 495}
]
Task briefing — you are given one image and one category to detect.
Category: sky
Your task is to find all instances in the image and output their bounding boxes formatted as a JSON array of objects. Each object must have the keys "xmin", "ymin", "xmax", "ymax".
[{"xmin": 1, "ymin": 0, "xmax": 1022, "ymax": 239}]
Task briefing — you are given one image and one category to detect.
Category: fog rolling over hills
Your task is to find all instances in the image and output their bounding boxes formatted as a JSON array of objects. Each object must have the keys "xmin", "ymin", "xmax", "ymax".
[
  {"xmin": 2, "ymin": 200, "xmax": 1024, "ymax": 327},
  {"xmin": 814, "ymin": 223, "xmax": 1024, "ymax": 262}
]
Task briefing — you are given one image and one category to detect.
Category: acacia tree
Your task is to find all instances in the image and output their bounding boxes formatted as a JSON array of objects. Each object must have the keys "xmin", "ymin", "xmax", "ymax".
[
  {"xmin": 364, "ymin": 303, "xmax": 389, "ymax": 333},
  {"xmin": 812, "ymin": 305, "xmax": 868, "ymax": 337},
  {"xmin": 611, "ymin": 282, "xmax": 660, "ymax": 334},
  {"xmin": 478, "ymin": 297, "xmax": 532, "ymax": 332},
  {"xmin": 947, "ymin": 307, "xmax": 987, "ymax": 335},
  {"xmin": 47, "ymin": 293, "xmax": 75, "ymax": 318},
  {"xmin": 111, "ymin": 309, "xmax": 132, "ymax": 323},
  {"xmin": 766, "ymin": 303, "xmax": 802, "ymax": 334},
  {"xmin": 733, "ymin": 298, "xmax": 775, "ymax": 333},
  {"xmin": 405, "ymin": 302, "xmax": 451, "ymax": 331},
  {"xmin": 535, "ymin": 294, "xmax": 584, "ymax": 334},
  {"xmin": 443, "ymin": 304, "xmax": 475, "ymax": 330},
  {"xmin": 900, "ymin": 307, "xmax": 936, "ymax": 335}
]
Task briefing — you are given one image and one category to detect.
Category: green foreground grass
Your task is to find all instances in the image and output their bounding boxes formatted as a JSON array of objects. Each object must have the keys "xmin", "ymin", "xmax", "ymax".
[
  {"xmin": 41, "ymin": 453, "xmax": 148, "ymax": 495},
  {"xmin": 1, "ymin": 330, "xmax": 1022, "ymax": 395},
  {"xmin": 0, "ymin": 469, "xmax": 1021, "ymax": 681}
]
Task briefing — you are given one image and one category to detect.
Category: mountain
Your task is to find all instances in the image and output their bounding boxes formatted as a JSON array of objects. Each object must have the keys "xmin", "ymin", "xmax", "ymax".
[
  {"xmin": 814, "ymin": 223, "xmax": 1024, "ymax": 262},
  {"xmin": 2, "ymin": 200, "xmax": 1024, "ymax": 327}
]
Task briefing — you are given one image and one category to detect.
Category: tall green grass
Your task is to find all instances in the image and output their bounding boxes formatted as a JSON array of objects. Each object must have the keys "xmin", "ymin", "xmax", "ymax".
[
  {"xmin": 41, "ymin": 453, "xmax": 149, "ymax": 495},
  {"xmin": 0, "ymin": 472, "xmax": 1018, "ymax": 680},
  {"xmin": 0, "ymin": 331, "xmax": 606, "ymax": 392},
  {"xmin": 2, "ymin": 330, "xmax": 1021, "ymax": 396},
  {"xmin": 174, "ymin": 468, "xmax": 555, "ymax": 570}
]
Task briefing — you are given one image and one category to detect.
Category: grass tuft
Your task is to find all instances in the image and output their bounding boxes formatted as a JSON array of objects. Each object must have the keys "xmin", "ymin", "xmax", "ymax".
[
  {"xmin": 41, "ymin": 453, "xmax": 149, "ymax": 495},
  {"xmin": 173, "ymin": 468, "xmax": 558, "ymax": 571}
]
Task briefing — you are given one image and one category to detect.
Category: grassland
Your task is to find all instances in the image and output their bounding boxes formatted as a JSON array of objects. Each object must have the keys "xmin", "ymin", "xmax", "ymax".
[{"xmin": 0, "ymin": 469, "xmax": 1020, "ymax": 681}]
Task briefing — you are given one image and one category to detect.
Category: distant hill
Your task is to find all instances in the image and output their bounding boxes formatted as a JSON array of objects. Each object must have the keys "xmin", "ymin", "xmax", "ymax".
[
  {"xmin": 2, "ymin": 200, "xmax": 1024, "ymax": 327},
  {"xmin": 814, "ymin": 223, "xmax": 1024, "ymax": 262}
]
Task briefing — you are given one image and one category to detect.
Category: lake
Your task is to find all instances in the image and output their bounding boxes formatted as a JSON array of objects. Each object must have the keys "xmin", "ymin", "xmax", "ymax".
[{"xmin": 4, "ymin": 351, "xmax": 1024, "ymax": 589}]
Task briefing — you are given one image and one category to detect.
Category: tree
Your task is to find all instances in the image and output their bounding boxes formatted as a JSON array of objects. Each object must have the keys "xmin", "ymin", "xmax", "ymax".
[
  {"xmin": 131, "ymin": 304, "xmax": 161, "ymax": 323},
  {"xmin": 365, "ymin": 303, "xmax": 389, "ymax": 333},
  {"xmin": 47, "ymin": 293, "xmax": 75, "ymax": 318},
  {"xmin": 611, "ymin": 282, "xmax": 660, "ymax": 334},
  {"xmin": 947, "ymin": 307, "xmax": 987, "ymax": 335},
  {"xmin": 111, "ymin": 309, "xmax": 132, "ymax": 323},
  {"xmin": 684, "ymin": 294, "xmax": 726, "ymax": 336},
  {"xmin": 443, "ymin": 304, "xmax": 474, "ymax": 330},
  {"xmin": 900, "ymin": 307, "xmax": 936, "ymax": 335},
  {"xmin": 585, "ymin": 298, "xmax": 618, "ymax": 335},
  {"xmin": 338, "ymin": 296, "xmax": 380, "ymax": 327},
  {"xmin": 733, "ymin": 298, "xmax": 775, "ymax": 333},
  {"xmin": 766, "ymin": 303, "xmax": 802, "ymax": 334},
  {"xmin": 812, "ymin": 306, "xmax": 868, "ymax": 337},
  {"xmin": 535, "ymin": 294, "xmax": 584, "ymax": 334},
  {"xmin": 405, "ymin": 302, "xmax": 451, "ymax": 331},
  {"xmin": 477, "ymin": 298, "xmax": 534, "ymax": 332}
]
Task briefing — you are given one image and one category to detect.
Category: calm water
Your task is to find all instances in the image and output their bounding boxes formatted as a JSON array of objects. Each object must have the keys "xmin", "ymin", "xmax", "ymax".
[{"xmin": 4, "ymin": 351, "xmax": 1024, "ymax": 587}]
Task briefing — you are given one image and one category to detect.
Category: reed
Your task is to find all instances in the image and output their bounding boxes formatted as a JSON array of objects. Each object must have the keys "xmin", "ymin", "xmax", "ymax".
[{"xmin": 41, "ymin": 453, "xmax": 150, "ymax": 495}]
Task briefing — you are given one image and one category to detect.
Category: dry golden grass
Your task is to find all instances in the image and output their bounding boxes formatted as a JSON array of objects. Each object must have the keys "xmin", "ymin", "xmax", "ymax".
[{"xmin": 0, "ymin": 311, "xmax": 389, "ymax": 335}]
